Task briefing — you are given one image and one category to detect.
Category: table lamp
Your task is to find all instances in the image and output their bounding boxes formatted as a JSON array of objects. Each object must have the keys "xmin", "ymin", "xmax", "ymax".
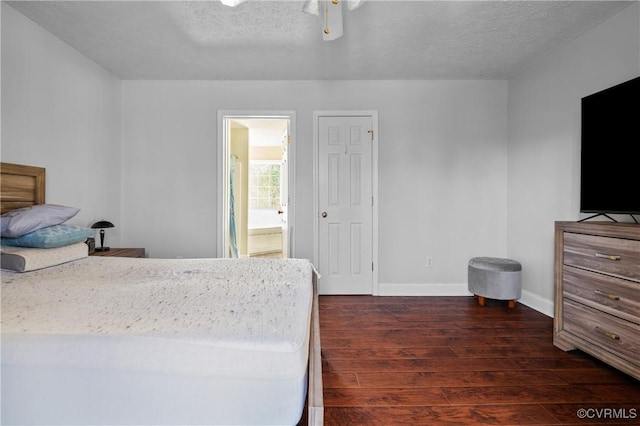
[{"xmin": 91, "ymin": 220, "xmax": 114, "ymax": 252}]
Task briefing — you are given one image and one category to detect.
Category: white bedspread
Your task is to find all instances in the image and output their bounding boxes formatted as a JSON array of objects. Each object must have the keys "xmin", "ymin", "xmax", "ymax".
[{"xmin": 1, "ymin": 257, "xmax": 314, "ymax": 425}]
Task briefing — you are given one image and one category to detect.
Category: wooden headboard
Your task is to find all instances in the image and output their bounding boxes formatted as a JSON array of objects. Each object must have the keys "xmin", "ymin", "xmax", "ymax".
[{"xmin": 0, "ymin": 162, "xmax": 46, "ymax": 214}]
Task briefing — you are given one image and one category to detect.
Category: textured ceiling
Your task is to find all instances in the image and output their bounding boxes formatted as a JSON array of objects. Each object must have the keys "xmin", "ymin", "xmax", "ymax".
[{"xmin": 6, "ymin": 0, "xmax": 634, "ymax": 80}]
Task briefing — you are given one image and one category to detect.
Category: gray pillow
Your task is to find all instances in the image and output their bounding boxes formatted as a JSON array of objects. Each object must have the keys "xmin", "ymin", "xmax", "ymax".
[{"xmin": 0, "ymin": 204, "xmax": 80, "ymax": 238}]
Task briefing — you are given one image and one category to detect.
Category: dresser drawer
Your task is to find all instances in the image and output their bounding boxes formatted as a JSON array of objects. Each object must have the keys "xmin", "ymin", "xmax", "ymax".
[
  {"xmin": 563, "ymin": 266, "xmax": 640, "ymax": 323},
  {"xmin": 563, "ymin": 233, "xmax": 640, "ymax": 282},
  {"xmin": 564, "ymin": 299, "xmax": 640, "ymax": 366}
]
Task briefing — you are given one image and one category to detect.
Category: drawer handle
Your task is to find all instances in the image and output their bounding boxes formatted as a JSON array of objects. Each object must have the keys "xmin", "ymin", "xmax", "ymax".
[
  {"xmin": 594, "ymin": 289, "xmax": 620, "ymax": 301},
  {"xmin": 594, "ymin": 253, "xmax": 621, "ymax": 261},
  {"xmin": 595, "ymin": 326, "xmax": 620, "ymax": 341}
]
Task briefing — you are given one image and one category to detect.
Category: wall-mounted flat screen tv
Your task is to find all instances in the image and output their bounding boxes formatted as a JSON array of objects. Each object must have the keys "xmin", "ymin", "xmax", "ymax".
[{"xmin": 580, "ymin": 76, "xmax": 640, "ymax": 215}]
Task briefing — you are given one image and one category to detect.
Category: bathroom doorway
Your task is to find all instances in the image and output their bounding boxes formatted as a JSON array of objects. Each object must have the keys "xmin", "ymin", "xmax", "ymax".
[{"xmin": 218, "ymin": 112, "xmax": 295, "ymax": 259}]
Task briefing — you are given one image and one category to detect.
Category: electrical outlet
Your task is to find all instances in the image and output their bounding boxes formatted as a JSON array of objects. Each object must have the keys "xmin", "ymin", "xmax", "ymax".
[{"xmin": 426, "ymin": 256, "xmax": 434, "ymax": 268}]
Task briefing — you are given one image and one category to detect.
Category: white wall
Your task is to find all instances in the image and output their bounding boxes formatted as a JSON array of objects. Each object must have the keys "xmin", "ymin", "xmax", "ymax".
[
  {"xmin": 4, "ymin": 1, "xmax": 636, "ymax": 305},
  {"xmin": 121, "ymin": 80, "xmax": 508, "ymax": 292},
  {"xmin": 507, "ymin": 3, "xmax": 640, "ymax": 315},
  {"xmin": 1, "ymin": 3, "xmax": 122, "ymax": 244}
]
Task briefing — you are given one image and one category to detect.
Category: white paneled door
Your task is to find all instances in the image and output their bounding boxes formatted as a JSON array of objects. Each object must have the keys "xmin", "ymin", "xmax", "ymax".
[
  {"xmin": 318, "ymin": 116, "xmax": 374, "ymax": 294},
  {"xmin": 280, "ymin": 122, "xmax": 289, "ymax": 258}
]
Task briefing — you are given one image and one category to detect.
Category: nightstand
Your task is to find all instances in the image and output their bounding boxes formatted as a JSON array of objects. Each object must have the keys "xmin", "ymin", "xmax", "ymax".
[{"xmin": 90, "ymin": 248, "xmax": 146, "ymax": 258}]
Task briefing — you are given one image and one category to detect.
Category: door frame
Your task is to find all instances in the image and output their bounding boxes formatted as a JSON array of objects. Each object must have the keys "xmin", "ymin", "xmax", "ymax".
[
  {"xmin": 312, "ymin": 110, "xmax": 379, "ymax": 295},
  {"xmin": 217, "ymin": 110, "xmax": 296, "ymax": 258}
]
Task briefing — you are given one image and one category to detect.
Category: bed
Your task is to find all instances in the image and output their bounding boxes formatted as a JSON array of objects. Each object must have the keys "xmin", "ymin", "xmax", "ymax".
[{"xmin": 0, "ymin": 162, "xmax": 323, "ymax": 426}]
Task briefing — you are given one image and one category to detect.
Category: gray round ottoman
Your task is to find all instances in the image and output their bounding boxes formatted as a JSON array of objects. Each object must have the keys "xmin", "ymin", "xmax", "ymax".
[{"xmin": 468, "ymin": 257, "xmax": 522, "ymax": 308}]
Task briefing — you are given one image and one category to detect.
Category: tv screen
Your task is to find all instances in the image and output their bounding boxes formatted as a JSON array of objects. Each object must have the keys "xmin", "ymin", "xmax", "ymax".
[{"xmin": 580, "ymin": 76, "xmax": 640, "ymax": 215}]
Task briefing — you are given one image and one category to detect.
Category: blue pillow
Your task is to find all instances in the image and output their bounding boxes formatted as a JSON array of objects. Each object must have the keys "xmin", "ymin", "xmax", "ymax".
[
  {"xmin": 1, "ymin": 204, "xmax": 80, "ymax": 237},
  {"xmin": 1, "ymin": 224, "xmax": 93, "ymax": 249}
]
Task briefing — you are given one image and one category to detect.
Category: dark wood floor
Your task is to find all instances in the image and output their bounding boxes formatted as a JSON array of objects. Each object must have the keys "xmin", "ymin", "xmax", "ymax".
[{"xmin": 319, "ymin": 296, "xmax": 640, "ymax": 425}]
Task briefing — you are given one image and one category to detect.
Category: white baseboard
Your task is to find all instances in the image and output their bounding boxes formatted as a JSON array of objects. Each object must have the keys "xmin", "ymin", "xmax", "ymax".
[
  {"xmin": 377, "ymin": 282, "xmax": 554, "ymax": 318},
  {"xmin": 377, "ymin": 282, "xmax": 472, "ymax": 296},
  {"xmin": 518, "ymin": 289, "xmax": 554, "ymax": 318}
]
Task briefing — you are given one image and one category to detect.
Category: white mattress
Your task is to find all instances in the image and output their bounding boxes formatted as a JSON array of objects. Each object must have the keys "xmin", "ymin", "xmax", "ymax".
[{"xmin": 1, "ymin": 256, "xmax": 314, "ymax": 425}]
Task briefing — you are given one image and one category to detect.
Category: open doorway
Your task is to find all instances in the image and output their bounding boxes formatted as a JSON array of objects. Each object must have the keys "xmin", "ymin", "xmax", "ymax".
[{"xmin": 218, "ymin": 112, "xmax": 295, "ymax": 259}]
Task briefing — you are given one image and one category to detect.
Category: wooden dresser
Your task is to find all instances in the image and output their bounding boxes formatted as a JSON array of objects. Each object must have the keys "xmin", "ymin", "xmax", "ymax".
[{"xmin": 554, "ymin": 221, "xmax": 640, "ymax": 380}]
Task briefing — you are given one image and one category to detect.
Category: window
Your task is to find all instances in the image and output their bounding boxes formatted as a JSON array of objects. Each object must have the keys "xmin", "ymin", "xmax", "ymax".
[{"xmin": 249, "ymin": 161, "xmax": 281, "ymax": 210}]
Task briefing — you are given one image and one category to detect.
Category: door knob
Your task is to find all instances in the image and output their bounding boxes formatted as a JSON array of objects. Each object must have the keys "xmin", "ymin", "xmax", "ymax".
[
  {"xmin": 321, "ymin": 212, "xmax": 328, "ymax": 218},
  {"xmin": 277, "ymin": 210, "xmax": 284, "ymax": 214}
]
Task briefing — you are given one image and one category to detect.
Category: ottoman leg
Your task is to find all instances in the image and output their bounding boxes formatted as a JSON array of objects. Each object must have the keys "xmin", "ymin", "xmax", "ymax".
[
  {"xmin": 476, "ymin": 295, "xmax": 485, "ymax": 306},
  {"xmin": 508, "ymin": 300, "xmax": 517, "ymax": 309}
]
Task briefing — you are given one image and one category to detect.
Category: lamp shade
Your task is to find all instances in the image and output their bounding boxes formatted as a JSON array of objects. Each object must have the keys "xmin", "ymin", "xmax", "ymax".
[{"xmin": 91, "ymin": 220, "xmax": 114, "ymax": 229}]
